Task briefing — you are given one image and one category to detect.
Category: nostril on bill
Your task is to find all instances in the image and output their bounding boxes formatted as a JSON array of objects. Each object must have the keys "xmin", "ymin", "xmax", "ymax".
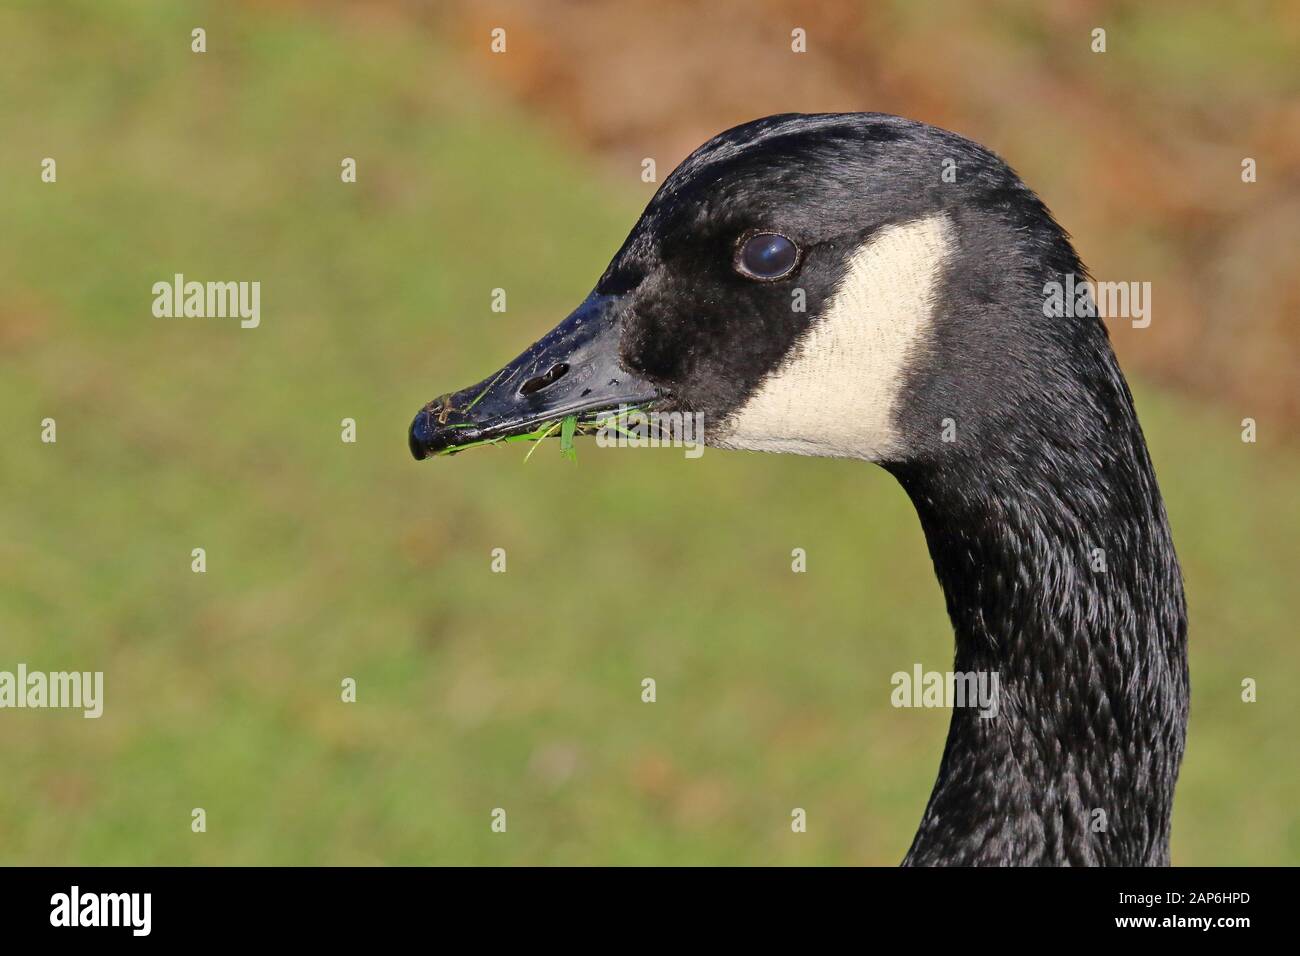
[{"xmin": 519, "ymin": 362, "xmax": 570, "ymax": 396}]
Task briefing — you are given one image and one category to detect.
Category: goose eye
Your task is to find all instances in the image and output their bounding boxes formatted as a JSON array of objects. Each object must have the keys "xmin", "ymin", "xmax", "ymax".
[{"xmin": 736, "ymin": 232, "xmax": 799, "ymax": 280}]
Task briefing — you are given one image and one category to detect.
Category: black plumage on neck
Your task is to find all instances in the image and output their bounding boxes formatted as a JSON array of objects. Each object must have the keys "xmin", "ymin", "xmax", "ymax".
[{"xmin": 887, "ymin": 329, "xmax": 1188, "ymax": 865}]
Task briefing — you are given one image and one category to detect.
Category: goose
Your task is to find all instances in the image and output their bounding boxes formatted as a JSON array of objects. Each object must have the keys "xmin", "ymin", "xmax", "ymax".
[{"xmin": 407, "ymin": 113, "xmax": 1189, "ymax": 866}]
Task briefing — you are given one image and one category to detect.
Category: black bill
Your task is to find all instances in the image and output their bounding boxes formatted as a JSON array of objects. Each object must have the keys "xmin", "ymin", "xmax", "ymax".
[{"xmin": 408, "ymin": 292, "xmax": 665, "ymax": 460}]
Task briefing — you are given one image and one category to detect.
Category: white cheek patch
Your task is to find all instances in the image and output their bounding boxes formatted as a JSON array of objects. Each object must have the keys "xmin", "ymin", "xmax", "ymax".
[{"xmin": 714, "ymin": 214, "xmax": 953, "ymax": 461}]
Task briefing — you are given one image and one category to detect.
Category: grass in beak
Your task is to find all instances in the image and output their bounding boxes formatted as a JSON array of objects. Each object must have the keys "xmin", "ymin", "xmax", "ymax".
[
  {"xmin": 435, "ymin": 406, "xmax": 648, "ymax": 461},
  {"xmin": 523, "ymin": 417, "xmax": 565, "ymax": 463},
  {"xmin": 560, "ymin": 414, "xmax": 577, "ymax": 461}
]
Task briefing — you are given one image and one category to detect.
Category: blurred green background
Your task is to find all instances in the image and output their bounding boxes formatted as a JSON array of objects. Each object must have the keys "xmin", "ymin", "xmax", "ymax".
[{"xmin": 0, "ymin": 0, "xmax": 1296, "ymax": 864}]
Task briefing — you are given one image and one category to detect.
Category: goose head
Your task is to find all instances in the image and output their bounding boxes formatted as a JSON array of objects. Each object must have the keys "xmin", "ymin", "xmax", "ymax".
[
  {"xmin": 409, "ymin": 112, "xmax": 1089, "ymax": 470},
  {"xmin": 407, "ymin": 113, "xmax": 1188, "ymax": 867}
]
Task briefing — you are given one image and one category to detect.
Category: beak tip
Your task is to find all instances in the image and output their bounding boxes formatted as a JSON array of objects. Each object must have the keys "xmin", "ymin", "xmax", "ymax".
[{"xmin": 408, "ymin": 412, "xmax": 431, "ymax": 461}]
